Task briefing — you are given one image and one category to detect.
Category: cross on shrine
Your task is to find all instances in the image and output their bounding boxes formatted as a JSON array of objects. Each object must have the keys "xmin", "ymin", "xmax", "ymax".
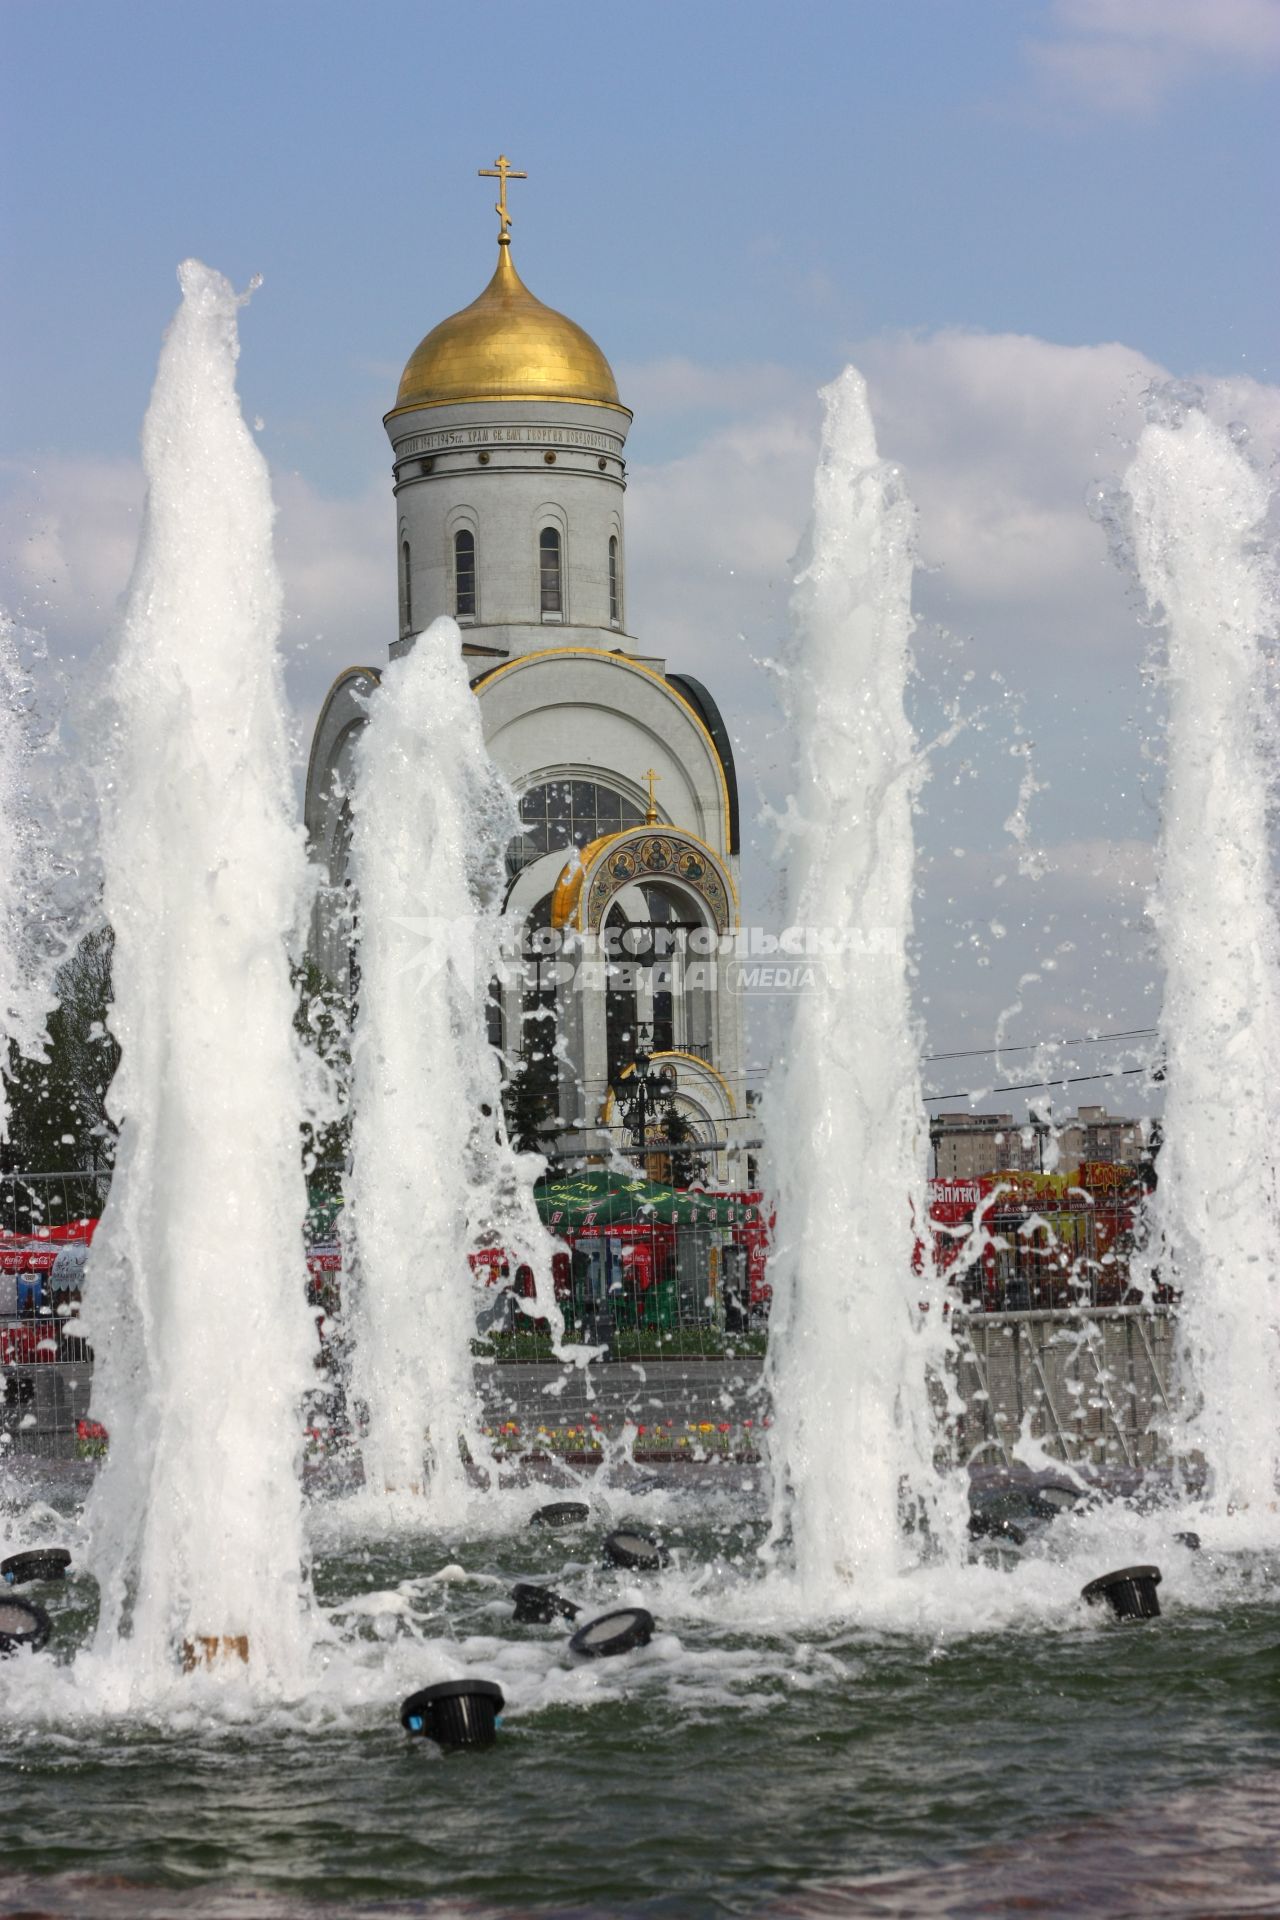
[
  {"xmin": 643, "ymin": 768, "xmax": 660, "ymax": 824},
  {"xmin": 478, "ymin": 154, "xmax": 527, "ymax": 244}
]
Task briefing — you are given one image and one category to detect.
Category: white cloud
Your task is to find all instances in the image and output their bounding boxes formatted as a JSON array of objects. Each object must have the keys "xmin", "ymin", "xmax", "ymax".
[
  {"xmin": 617, "ymin": 356, "xmax": 806, "ymax": 422},
  {"xmin": 860, "ymin": 332, "xmax": 1164, "ymax": 613},
  {"xmin": 1044, "ymin": 835, "xmax": 1156, "ymax": 901},
  {"xmin": 270, "ymin": 471, "xmax": 394, "ymax": 717},
  {"xmin": 0, "ymin": 455, "xmax": 144, "ymax": 647},
  {"xmin": 0, "ymin": 457, "xmax": 393, "ymax": 741},
  {"xmin": 1026, "ymin": 0, "xmax": 1280, "ymax": 113}
]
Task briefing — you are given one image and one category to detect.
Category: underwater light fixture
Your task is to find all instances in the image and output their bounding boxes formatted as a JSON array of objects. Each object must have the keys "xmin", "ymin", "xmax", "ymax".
[
  {"xmin": 1, "ymin": 1548, "xmax": 71, "ymax": 1585},
  {"xmin": 1082, "ymin": 1565, "xmax": 1163, "ymax": 1621},
  {"xmin": 530, "ymin": 1501, "xmax": 590, "ymax": 1529},
  {"xmin": 603, "ymin": 1528, "xmax": 669, "ymax": 1570},
  {"xmin": 569, "ymin": 1607, "xmax": 655, "ymax": 1659},
  {"xmin": 400, "ymin": 1679, "xmax": 505, "ymax": 1749},
  {"xmin": 967, "ymin": 1513, "xmax": 1027, "ymax": 1547},
  {"xmin": 1029, "ymin": 1483, "xmax": 1084, "ymax": 1521},
  {"xmin": 0, "ymin": 1596, "xmax": 52, "ymax": 1656},
  {"xmin": 510, "ymin": 1582, "xmax": 580, "ymax": 1624}
]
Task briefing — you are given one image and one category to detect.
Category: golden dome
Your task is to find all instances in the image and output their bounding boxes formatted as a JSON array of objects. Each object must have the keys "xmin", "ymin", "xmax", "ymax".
[{"xmin": 390, "ymin": 244, "xmax": 626, "ymax": 416}]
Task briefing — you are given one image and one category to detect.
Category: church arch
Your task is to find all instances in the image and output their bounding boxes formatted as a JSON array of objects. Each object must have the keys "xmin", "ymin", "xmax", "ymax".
[
  {"xmin": 474, "ymin": 651, "xmax": 736, "ymax": 862},
  {"xmin": 602, "ymin": 874, "xmax": 718, "ymax": 1067},
  {"xmin": 600, "ymin": 1052, "xmax": 736, "ymax": 1183},
  {"xmin": 303, "ymin": 665, "xmax": 382, "ymax": 990},
  {"xmin": 578, "ymin": 829, "xmax": 733, "ymax": 935}
]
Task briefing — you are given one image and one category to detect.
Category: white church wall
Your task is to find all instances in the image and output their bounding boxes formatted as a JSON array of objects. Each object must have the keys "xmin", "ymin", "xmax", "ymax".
[
  {"xmin": 476, "ymin": 653, "xmax": 733, "ymax": 861},
  {"xmin": 387, "ymin": 398, "xmax": 630, "ymax": 651}
]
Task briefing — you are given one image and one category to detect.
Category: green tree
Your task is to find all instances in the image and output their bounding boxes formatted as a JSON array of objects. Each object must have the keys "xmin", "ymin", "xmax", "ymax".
[
  {"xmin": 661, "ymin": 1105, "xmax": 706, "ymax": 1190},
  {"xmin": 292, "ymin": 956, "xmax": 351, "ymax": 1211},
  {"xmin": 502, "ymin": 1047, "xmax": 558, "ymax": 1161}
]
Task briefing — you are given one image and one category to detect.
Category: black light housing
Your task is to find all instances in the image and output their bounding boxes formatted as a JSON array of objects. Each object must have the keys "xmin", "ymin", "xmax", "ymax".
[
  {"xmin": 968, "ymin": 1512, "xmax": 1027, "ymax": 1547},
  {"xmin": 603, "ymin": 1528, "xmax": 669, "ymax": 1571},
  {"xmin": 400, "ymin": 1679, "xmax": 505, "ymax": 1750},
  {"xmin": 510, "ymin": 1582, "xmax": 580, "ymax": 1625},
  {"xmin": 1082, "ymin": 1564, "xmax": 1162, "ymax": 1621},
  {"xmin": 569, "ymin": 1607, "xmax": 655, "ymax": 1659},
  {"xmin": 1029, "ymin": 1483, "xmax": 1084, "ymax": 1521},
  {"xmin": 530, "ymin": 1502, "xmax": 590, "ymax": 1530},
  {"xmin": 1, "ymin": 1548, "xmax": 71, "ymax": 1586},
  {"xmin": 0, "ymin": 1595, "xmax": 52, "ymax": 1656}
]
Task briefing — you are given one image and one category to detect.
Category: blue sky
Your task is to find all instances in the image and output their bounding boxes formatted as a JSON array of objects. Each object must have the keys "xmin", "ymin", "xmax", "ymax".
[
  {"xmin": 4, "ymin": 1, "xmax": 1275, "ymax": 476},
  {"xmin": 3, "ymin": 0, "xmax": 1278, "ymax": 1109}
]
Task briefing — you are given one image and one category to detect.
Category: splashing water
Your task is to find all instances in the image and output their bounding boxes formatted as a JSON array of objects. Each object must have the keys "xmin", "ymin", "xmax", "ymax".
[
  {"xmin": 1125, "ymin": 392, "xmax": 1280, "ymax": 1519},
  {"xmin": 82, "ymin": 262, "xmax": 317, "ymax": 1696},
  {"xmin": 345, "ymin": 618, "xmax": 561, "ymax": 1520},
  {"xmin": 763, "ymin": 368, "xmax": 961, "ymax": 1605},
  {"xmin": 0, "ymin": 613, "xmax": 51, "ymax": 1139}
]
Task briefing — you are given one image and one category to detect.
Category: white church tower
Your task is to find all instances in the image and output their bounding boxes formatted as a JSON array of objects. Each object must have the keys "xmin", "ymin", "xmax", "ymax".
[{"xmin": 306, "ymin": 158, "xmax": 750, "ymax": 1182}]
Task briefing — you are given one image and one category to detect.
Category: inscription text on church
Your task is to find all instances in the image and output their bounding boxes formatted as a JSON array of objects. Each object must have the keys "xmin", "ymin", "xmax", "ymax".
[{"xmin": 398, "ymin": 424, "xmax": 622, "ymax": 457}]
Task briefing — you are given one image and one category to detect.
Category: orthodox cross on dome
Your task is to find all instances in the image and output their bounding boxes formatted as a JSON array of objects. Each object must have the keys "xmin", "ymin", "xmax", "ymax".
[
  {"xmin": 479, "ymin": 153, "xmax": 527, "ymax": 245},
  {"xmin": 643, "ymin": 768, "xmax": 660, "ymax": 825}
]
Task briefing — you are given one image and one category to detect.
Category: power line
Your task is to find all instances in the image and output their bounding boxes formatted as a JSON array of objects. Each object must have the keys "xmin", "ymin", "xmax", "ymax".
[
  {"xmin": 923, "ymin": 1027, "xmax": 1157, "ymax": 1064},
  {"xmin": 748, "ymin": 1026, "xmax": 1163, "ymax": 1085},
  {"xmin": 924, "ymin": 1064, "xmax": 1156, "ymax": 1103}
]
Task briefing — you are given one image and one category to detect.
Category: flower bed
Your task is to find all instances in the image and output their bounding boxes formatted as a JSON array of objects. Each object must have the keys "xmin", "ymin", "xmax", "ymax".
[{"xmin": 479, "ymin": 1414, "xmax": 768, "ymax": 1464}]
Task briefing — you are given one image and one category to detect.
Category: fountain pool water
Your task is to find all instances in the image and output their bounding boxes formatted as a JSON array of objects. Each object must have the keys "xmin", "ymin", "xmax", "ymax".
[
  {"xmin": 1, "ymin": 1485, "xmax": 1277, "ymax": 1915},
  {"xmin": 0, "ymin": 308, "xmax": 1277, "ymax": 1913}
]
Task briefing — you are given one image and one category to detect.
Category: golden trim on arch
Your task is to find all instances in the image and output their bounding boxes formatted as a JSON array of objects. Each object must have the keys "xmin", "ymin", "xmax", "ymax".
[
  {"xmin": 548, "ymin": 831, "xmax": 620, "ymax": 931},
  {"xmin": 474, "ymin": 647, "xmax": 735, "ymax": 858},
  {"xmin": 556, "ymin": 821, "xmax": 737, "ymax": 934}
]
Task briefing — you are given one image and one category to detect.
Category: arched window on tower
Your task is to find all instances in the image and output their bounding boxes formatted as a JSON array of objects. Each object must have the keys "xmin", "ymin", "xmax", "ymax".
[
  {"xmin": 454, "ymin": 529, "xmax": 476, "ymax": 619},
  {"xmin": 608, "ymin": 535, "xmax": 621, "ymax": 625},
  {"xmin": 539, "ymin": 526, "xmax": 563, "ymax": 617},
  {"xmin": 400, "ymin": 539, "xmax": 412, "ymax": 634}
]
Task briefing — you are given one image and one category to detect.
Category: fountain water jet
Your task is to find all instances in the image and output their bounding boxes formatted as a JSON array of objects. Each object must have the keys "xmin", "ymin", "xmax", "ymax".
[
  {"xmin": 763, "ymin": 367, "xmax": 962, "ymax": 1604},
  {"xmin": 0, "ymin": 613, "xmax": 50, "ymax": 1141},
  {"xmin": 83, "ymin": 262, "xmax": 317, "ymax": 1692},
  {"xmin": 1125, "ymin": 391, "xmax": 1280, "ymax": 1517},
  {"xmin": 345, "ymin": 617, "xmax": 561, "ymax": 1519}
]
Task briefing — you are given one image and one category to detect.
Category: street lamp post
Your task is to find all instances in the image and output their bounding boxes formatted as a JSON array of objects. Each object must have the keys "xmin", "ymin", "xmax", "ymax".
[{"xmin": 619, "ymin": 1023, "xmax": 677, "ymax": 1175}]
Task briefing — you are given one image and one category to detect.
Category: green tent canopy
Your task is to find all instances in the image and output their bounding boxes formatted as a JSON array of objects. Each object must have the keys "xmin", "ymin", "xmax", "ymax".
[{"xmin": 534, "ymin": 1169, "xmax": 757, "ymax": 1230}]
